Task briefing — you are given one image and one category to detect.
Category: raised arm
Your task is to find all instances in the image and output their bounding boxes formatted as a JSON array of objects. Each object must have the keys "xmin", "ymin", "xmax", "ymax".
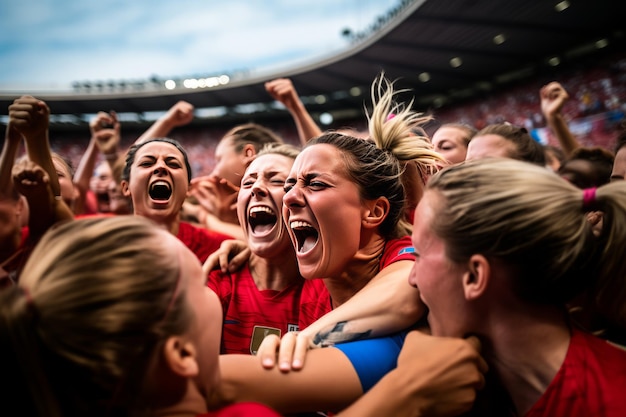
[
  {"xmin": 12, "ymin": 159, "xmax": 73, "ymax": 238},
  {"xmin": 92, "ymin": 111, "xmax": 122, "ymax": 173},
  {"xmin": 135, "ymin": 100, "xmax": 194, "ymax": 144},
  {"xmin": 265, "ymin": 78, "xmax": 322, "ymax": 146},
  {"xmin": 8, "ymin": 96, "xmax": 59, "ymax": 197},
  {"xmin": 73, "ymin": 111, "xmax": 116, "ymax": 214},
  {"xmin": 540, "ymin": 82, "xmax": 581, "ymax": 157},
  {"xmin": 0, "ymin": 124, "xmax": 21, "ymax": 200}
]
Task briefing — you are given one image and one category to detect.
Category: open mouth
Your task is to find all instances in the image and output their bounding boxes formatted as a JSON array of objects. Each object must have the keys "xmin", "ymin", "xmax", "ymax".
[
  {"xmin": 96, "ymin": 192, "xmax": 110, "ymax": 204},
  {"xmin": 248, "ymin": 206, "xmax": 277, "ymax": 234},
  {"xmin": 290, "ymin": 220, "xmax": 319, "ymax": 253},
  {"xmin": 149, "ymin": 180, "xmax": 172, "ymax": 201}
]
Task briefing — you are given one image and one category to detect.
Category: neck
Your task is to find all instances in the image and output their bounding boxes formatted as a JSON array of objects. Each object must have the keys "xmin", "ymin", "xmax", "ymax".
[
  {"xmin": 135, "ymin": 211, "xmax": 180, "ymax": 236},
  {"xmin": 249, "ymin": 252, "xmax": 302, "ymax": 291},
  {"xmin": 139, "ymin": 378, "xmax": 207, "ymax": 417},
  {"xmin": 480, "ymin": 304, "xmax": 571, "ymax": 416},
  {"xmin": 323, "ymin": 234, "xmax": 386, "ymax": 308}
]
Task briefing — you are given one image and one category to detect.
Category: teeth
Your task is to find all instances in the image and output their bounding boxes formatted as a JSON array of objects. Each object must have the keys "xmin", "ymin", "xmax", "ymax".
[
  {"xmin": 249, "ymin": 206, "xmax": 275, "ymax": 216},
  {"xmin": 151, "ymin": 180, "xmax": 170, "ymax": 189},
  {"xmin": 290, "ymin": 220, "xmax": 313, "ymax": 229}
]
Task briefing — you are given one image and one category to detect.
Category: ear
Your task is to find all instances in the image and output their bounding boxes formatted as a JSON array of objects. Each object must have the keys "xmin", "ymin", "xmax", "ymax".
[
  {"xmin": 462, "ymin": 254, "xmax": 490, "ymax": 301},
  {"xmin": 361, "ymin": 197, "xmax": 389, "ymax": 229},
  {"xmin": 242, "ymin": 144, "xmax": 256, "ymax": 164},
  {"xmin": 162, "ymin": 336, "xmax": 199, "ymax": 378},
  {"xmin": 121, "ymin": 180, "xmax": 131, "ymax": 197}
]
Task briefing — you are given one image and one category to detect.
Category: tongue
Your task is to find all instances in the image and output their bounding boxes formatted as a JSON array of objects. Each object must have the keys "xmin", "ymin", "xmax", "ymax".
[
  {"xmin": 254, "ymin": 223, "xmax": 274, "ymax": 234},
  {"xmin": 301, "ymin": 236, "xmax": 317, "ymax": 253}
]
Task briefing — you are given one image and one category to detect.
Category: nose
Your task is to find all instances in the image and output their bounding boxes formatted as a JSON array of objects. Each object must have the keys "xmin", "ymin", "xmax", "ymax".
[
  {"xmin": 153, "ymin": 160, "xmax": 167, "ymax": 175},
  {"xmin": 283, "ymin": 184, "xmax": 304, "ymax": 208},
  {"xmin": 250, "ymin": 180, "xmax": 267, "ymax": 197}
]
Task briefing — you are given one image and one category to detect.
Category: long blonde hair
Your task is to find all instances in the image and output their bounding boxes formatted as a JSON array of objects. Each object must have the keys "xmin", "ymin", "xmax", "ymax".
[{"xmin": 0, "ymin": 216, "xmax": 193, "ymax": 417}]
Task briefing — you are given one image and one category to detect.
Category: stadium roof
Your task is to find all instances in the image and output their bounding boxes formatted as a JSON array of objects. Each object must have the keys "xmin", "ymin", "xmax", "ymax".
[{"xmin": 1, "ymin": 0, "xmax": 623, "ymax": 124}]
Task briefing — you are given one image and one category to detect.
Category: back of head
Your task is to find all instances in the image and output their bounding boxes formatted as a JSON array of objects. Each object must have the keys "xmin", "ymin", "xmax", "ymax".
[
  {"xmin": 0, "ymin": 216, "xmax": 191, "ymax": 417},
  {"xmin": 559, "ymin": 146, "xmax": 614, "ymax": 188},
  {"xmin": 426, "ymin": 158, "xmax": 626, "ymax": 315},
  {"xmin": 225, "ymin": 123, "xmax": 284, "ymax": 153},
  {"xmin": 475, "ymin": 123, "xmax": 546, "ymax": 165}
]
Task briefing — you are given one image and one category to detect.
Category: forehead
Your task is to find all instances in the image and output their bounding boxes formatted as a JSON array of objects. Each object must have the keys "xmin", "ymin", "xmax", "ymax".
[
  {"xmin": 412, "ymin": 191, "xmax": 438, "ymax": 242},
  {"xmin": 215, "ymin": 136, "xmax": 236, "ymax": 154},
  {"xmin": 292, "ymin": 143, "xmax": 344, "ymax": 174},
  {"xmin": 467, "ymin": 134, "xmax": 514, "ymax": 159},
  {"xmin": 247, "ymin": 153, "xmax": 294, "ymax": 174},
  {"xmin": 432, "ymin": 127, "xmax": 465, "ymax": 143},
  {"xmin": 135, "ymin": 142, "xmax": 184, "ymax": 159}
]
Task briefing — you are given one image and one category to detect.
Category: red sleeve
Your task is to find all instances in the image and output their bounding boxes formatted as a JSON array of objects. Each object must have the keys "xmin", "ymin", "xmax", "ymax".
[
  {"xmin": 199, "ymin": 402, "xmax": 282, "ymax": 417},
  {"xmin": 380, "ymin": 236, "xmax": 414, "ymax": 269},
  {"xmin": 177, "ymin": 221, "xmax": 233, "ymax": 263}
]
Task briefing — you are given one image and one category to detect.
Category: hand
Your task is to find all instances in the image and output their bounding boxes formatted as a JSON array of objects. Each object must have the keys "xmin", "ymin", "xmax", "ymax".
[
  {"xmin": 162, "ymin": 100, "xmax": 194, "ymax": 128},
  {"xmin": 265, "ymin": 78, "xmax": 302, "ymax": 113},
  {"xmin": 8, "ymin": 96, "xmax": 50, "ymax": 141},
  {"xmin": 540, "ymin": 82, "xmax": 569, "ymax": 120},
  {"xmin": 202, "ymin": 239, "xmax": 251, "ymax": 275},
  {"xmin": 12, "ymin": 159, "xmax": 53, "ymax": 203},
  {"xmin": 89, "ymin": 111, "xmax": 117, "ymax": 135},
  {"xmin": 256, "ymin": 331, "xmax": 318, "ymax": 372},
  {"xmin": 91, "ymin": 111, "xmax": 121, "ymax": 156},
  {"xmin": 392, "ymin": 331, "xmax": 488, "ymax": 417},
  {"xmin": 189, "ymin": 175, "xmax": 240, "ymax": 223}
]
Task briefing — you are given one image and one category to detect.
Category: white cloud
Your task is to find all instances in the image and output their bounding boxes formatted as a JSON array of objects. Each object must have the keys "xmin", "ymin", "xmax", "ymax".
[{"xmin": 0, "ymin": 0, "xmax": 400, "ymax": 90}]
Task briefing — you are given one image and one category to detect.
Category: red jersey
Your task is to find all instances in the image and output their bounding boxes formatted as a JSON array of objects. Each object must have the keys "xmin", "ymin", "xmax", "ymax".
[
  {"xmin": 198, "ymin": 402, "xmax": 281, "ymax": 417},
  {"xmin": 208, "ymin": 264, "xmax": 303, "ymax": 354},
  {"xmin": 298, "ymin": 236, "xmax": 415, "ymax": 330},
  {"xmin": 177, "ymin": 221, "xmax": 233, "ymax": 263},
  {"xmin": 525, "ymin": 329, "xmax": 626, "ymax": 417}
]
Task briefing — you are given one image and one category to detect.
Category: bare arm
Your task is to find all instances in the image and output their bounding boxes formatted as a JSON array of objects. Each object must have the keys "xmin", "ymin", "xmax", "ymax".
[
  {"xmin": 265, "ymin": 78, "xmax": 322, "ymax": 146},
  {"xmin": 211, "ymin": 347, "xmax": 362, "ymax": 414},
  {"xmin": 0, "ymin": 125, "xmax": 21, "ymax": 199},
  {"xmin": 12, "ymin": 160, "xmax": 74, "ymax": 238},
  {"xmin": 73, "ymin": 112, "xmax": 116, "ymax": 213},
  {"xmin": 540, "ymin": 82, "xmax": 581, "ymax": 157},
  {"xmin": 8, "ymin": 96, "xmax": 59, "ymax": 197},
  {"xmin": 135, "ymin": 100, "xmax": 194, "ymax": 144}
]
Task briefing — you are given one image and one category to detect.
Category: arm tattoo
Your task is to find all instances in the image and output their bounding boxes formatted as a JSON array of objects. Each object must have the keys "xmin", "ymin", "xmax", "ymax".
[{"xmin": 312, "ymin": 321, "xmax": 372, "ymax": 347}]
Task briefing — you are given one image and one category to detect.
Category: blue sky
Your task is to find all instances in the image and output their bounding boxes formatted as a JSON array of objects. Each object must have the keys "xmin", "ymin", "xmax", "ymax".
[{"xmin": 0, "ymin": 0, "xmax": 399, "ymax": 92}]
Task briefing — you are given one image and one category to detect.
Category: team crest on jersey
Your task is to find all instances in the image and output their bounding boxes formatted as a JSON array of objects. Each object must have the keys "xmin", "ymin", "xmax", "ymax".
[{"xmin": 250, "ymin": 326, "xmax": 281, "ymax": 355}]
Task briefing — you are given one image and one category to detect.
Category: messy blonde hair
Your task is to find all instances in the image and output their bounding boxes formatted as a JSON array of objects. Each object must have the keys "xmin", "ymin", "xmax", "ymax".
[{"xmin": 367, "ymin": 74, "xmax": 446, "ymax": 235}]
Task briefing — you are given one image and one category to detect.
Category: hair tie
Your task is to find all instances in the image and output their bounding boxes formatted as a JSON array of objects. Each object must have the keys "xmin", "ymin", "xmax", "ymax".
[
  {"xmin": 582, "ymin": 187, "xmax": 597, "ymax": 211},
  {"xmin": 386, "ymin": 113, "xmax": 396, "ymax": 121}
]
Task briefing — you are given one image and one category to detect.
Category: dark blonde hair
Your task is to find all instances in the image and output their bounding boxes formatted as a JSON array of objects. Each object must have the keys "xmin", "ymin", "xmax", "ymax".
[
  {"xmin": 474, "ymin": 123, "xmax": 546, "ymax": 165},
  {"xmin": 225, "ymin": 123, "xmax": 284, "ymax": 153},
  {"xmin": 0, "ymin": 216, "xmax": 193, "ymax": 416},
  {"xmin": 427, "ymin": 158, "xmax": 626, "ymax": 332}
]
